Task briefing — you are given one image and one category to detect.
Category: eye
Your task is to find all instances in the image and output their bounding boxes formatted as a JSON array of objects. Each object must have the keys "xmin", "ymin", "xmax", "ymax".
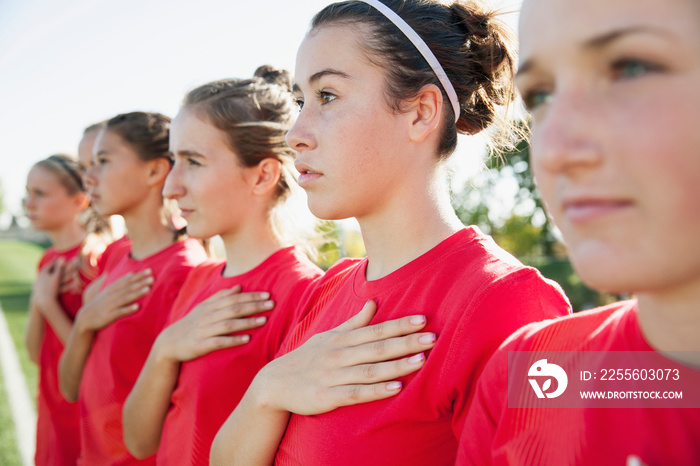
[
  {"xmin": 522, "ymin": 88, "xmax": 553, "ymax": 112},
  {"xmin": 186, "ymin": 156, "xmax": 201, "ymax": 167},
  {"xmin": 318, "ymin": 90, "xmax": 337, "ymax": 105},
  {"xmin": 294, "ymin": 98, "xmax": 304, "ymax": 111},
  {"xmin": 611, "ymin": 58, "xmax": 663, "ymax": 80}
]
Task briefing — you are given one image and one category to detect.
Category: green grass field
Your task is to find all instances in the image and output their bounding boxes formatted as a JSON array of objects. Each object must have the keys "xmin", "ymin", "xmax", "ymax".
[{"xmin": 0, "ymin": 239, "xmax": 44, "ymax": 466}]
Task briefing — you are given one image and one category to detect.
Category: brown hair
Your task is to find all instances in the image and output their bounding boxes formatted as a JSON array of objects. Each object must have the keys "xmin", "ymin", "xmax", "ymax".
[
  {"xmin": 105, "ymin": 112, "xmax": 172, "ymax": 164},
  {"xmin": 83, "ymin": 121, "xmax": 106, "ymax": 135},
  {"xmin": 311, "ymin": 0, "xmax": 518, "ymax": 158},
  {"xmin": 182, "ymin": 65, "xmax": 297, "ymax": 202}
]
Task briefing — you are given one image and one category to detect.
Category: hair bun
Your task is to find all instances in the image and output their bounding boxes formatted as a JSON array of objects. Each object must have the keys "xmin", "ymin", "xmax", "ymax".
[{"xmin": 254, "ymin": 65, "xmax": 293, "ymax": 92}]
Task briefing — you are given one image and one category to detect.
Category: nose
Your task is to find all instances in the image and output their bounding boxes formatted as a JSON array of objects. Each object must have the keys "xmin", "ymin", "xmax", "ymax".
[
  {"xmin": 530, "ymin": 88, "xmax": 604, "ymax": 177},
  {"xmin": 162, "ymin": 161, "xmax": 185, "ymax": 200},
  {"xmin": 83, "ymin": 164, "xmax": 98, "ymax": 190},
  {"xmin": 285, "ymin": 107, "xmax": 317, "ymax": 153},
  {"xmin": 23, "ymin": 195, "xmax": 35, "ymax": 211}
]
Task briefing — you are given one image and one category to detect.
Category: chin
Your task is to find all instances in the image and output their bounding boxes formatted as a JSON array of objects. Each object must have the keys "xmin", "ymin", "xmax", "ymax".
[{"xmin": 307, "ymin": 197, "xmax": 355, "ymax": 222}]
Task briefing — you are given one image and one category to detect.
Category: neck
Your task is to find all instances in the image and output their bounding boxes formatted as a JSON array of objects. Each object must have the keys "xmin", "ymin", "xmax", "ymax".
[
  {"xmin": 358, "ymin": 165, "xmax": 463, "ymax": 281},
  {"xmin": 122, "ymin": 194, "xmax": 176, "ymax": 260},
  {"xmin": 636, "ymin": 280, "xmax": 700, "ymax": 365},
  {"xmin": 219, "ymin": 213, "xmax": 286, "ymax": 277},
  {"xmin": 48, "ymin": 221, "xmax": 87, "ymax": 251}
]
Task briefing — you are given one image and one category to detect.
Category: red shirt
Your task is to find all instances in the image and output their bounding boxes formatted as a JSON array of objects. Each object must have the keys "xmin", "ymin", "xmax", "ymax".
[
  {"xmin": 78, "ymin": 239, "xmax": 206, "ymax": 465},
  {"xmin": 274, "ymin": 227, "xmax": 571, "ymax": 465},
  {"xmin": 35, "ymin": 244, "xmax": 84, "ymax": 466},
  {"xmin": 457, "ymin": 301, "xmax": 700, "ymax": 465},
  {"xmin": 157, "ymin": 247, "xmax": 323, "ymax": 465}
]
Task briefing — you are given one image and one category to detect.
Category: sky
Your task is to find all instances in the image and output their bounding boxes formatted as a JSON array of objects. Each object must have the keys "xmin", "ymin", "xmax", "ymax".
[{"xmin": 0, "ymin": 0, "xmax": 522, "ymax": 227}]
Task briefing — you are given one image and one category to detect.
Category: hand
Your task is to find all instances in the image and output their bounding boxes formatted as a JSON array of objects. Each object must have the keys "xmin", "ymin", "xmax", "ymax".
[
  {"xmin": 82, "ymin": 274, "xmax": 105, "ymax": 304},
  {"xmin": 59, "ymin": 257, "xmax": 83, "ymax": 294},
  {"xmin": 256, "ymin": 300, "xmax": 436, "ymax": 416},
  {"xmin": 154, "ymin": 286, "xmax": 275, "ymax": 362},
  {"xmin": 33, "ymin": 257, "xmax": 64, "ymax": 312},
  {"xmin": 75, "ymin": 269, "xmax": 154, "ymax": 333}
]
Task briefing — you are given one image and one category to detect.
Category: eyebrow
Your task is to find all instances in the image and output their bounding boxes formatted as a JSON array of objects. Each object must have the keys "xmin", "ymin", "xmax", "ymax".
[
  {"xmin": 172, "ymin": 150, "xmax": 204, "ymax": 158},
  {"xmin": 517, "ymin": 26, "xmax": 671, "ymax": 79},
  {"xmin": 292, "ymin": 68, "xmax": 351, "ymax": 94}
]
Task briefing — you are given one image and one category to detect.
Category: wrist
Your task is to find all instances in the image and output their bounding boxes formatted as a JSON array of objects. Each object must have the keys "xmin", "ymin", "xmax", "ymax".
[
  {"xmin": 152, "ymin": 332, "xmax": 180, "ymax": 366},
  {"xmin": 251, "ymin": 363, "xmax": 285, "ymax": 413},
  {"xmin": 74, "ymin": 310, "xmax": 95, "ymax": 335}
]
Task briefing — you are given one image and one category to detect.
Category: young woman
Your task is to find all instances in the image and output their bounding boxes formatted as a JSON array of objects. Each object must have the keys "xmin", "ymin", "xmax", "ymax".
[
  {"xmin": 23, "ymin": 153, "xmax": 106, "ymax": 466},
  {"xmin": 59, "ymin": 112, "xmax": 208, "ymax": 465},
  {"xmin": 458, "ymin": 0, "xmax": 700, "ymax": 464},
  {"xmin": 122, "ymin": 67, "xmax": 324, "ymax": 466},
  {"xmin": 211, "ymin": 1, "xmax": 571, "ymax": 464}
]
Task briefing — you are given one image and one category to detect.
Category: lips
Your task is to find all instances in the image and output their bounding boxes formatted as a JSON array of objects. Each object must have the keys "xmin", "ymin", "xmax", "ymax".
[
  {"xmin": 561, "ymin": 197, "xmax": 633, "ymax": 223},
  {"xmin": 295, "ymin": 161, "xmax": 323, "ymax": 188}
]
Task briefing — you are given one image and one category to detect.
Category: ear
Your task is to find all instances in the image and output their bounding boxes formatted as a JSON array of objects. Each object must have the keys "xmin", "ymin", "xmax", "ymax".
[
  {"xmin": 145, "ymin": 158, "xmax": 173, "ymax": 187},
  {"xmin": 73, "ymin": 192, "xmax": 91, "ymax": 211},
  {"xmin": 250, "ymin": 158, "xmax": 282, "ymax": 196},
  {"xmin": 407, "ymin": 84, "xmax": 443, "ymax": 143}
]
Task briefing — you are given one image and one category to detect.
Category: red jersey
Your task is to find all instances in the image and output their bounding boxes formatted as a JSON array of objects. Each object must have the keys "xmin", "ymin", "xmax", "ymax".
[
  {"xmin": 96, "ymin": 236, "xmax": 131, "ymax": 275},
  {"xmin": 274, "ymin": 227, "xmax": 572, "ymax": 465},
  {"xmin": 457, "ymin": 301, "xmax": 700, "ymax": 465},
  {"xmin": 157, "ymin": 247, "xmax": 323, "ymax": 465},
  {"xmin": 35, "ymin": 244, "xmax": 85, "ymax": 466},
  {"xmin": 78, "ymin": 239, "xmax": 206, "ymax": 465}
]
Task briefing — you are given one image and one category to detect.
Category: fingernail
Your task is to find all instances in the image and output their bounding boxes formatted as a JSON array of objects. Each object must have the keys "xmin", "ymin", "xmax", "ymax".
[
  {"xmin": 410, "ymin": 315, "xmax": 426, "ymax": 325},
  {"xmin": 143, "ymin": 268, "xmax": 152, "ymax": 275},
  {"xmin": 408, "ymin": 353, "xmax": 425, "ymax": 364},
  {"xmin": 260, "ymin": 292, "xmax": 270, "ymax": 299},
  {"xmin": 144, "ymin": 277, "xmax": 155, "ymax": 284},
  {"xmin": 264, "ymin": 300, "xmax": 274, "ymax": 309},
  {"xmin": 255, "ymin": 316, "xmax": 267, "ymax": 324},
  {"xmin": 141, "ymin": 286, "xmax": 150, "ymax": 293},
  {"xmin": 131, "ymin": 303, "xmax": 139, "ymax": 310},
  {"xmin": 240, "ymin": 335, "xmax": 251, "ymax": 343},
  {"xmin": 386, "ymin": 381, "xmax": 402, "ymax": 391},
  {"xmin": 419, "ymin": 333, "xmax": 435, "ymax": 344}
]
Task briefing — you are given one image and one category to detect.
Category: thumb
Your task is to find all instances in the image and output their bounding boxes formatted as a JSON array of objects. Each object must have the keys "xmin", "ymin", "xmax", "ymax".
[{"xmin": 337, "ymin": 300, "xmax": 377, "ymax": 331}]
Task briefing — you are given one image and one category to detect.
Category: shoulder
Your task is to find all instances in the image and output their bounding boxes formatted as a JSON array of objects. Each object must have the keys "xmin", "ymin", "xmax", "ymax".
[
  {"xmin": 38, "ymin": 247, "xmax": 57, "ymax": 270},
  {"xmin": 271, "ymin": 246, "xmax": 324, "ymax": 283},
  {"xmin": 316, "ymin": 257, "xmax": 362, "ymax": 287},
  {"xmin": 500, "ymin": 300, "xmax": 636, "ymax": 352},
  {"xmin": 438, "ymin": 228, "xmax": 571, "ymax": 314},
  {"xmin": 161, "ymin": 238, "xmax": 208, "ymax": 269}
]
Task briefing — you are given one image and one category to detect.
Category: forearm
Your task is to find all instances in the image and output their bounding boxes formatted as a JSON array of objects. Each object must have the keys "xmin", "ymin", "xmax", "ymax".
[
  {"xmin": 24, "ymin": 302, "xmax": 45, "ymax": 364},
  {"xmin": 39, "ymin": 299, "xmax": 74, "ymax": 345},
  {"xmin": 58, "ymin": 319, "xmax": 96, "ymax": 402},
  {"xmin": 123, "ymin": 338, "xmax": 181, "ymax": 459},
  {"xmin": 210, "ymin": 369, "xmax": 291, "ymax": 466}
]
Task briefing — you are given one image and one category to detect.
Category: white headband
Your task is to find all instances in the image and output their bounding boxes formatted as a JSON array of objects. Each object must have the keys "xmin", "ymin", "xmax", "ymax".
[{"xmin": 356, "ymin": 0, "xmax": 461, "ymax": 120}]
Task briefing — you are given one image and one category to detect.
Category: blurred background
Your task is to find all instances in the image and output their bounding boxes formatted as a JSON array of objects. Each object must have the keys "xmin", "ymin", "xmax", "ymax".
[{"xmin": 0, "ymin": 0, "xmax": 616, "ymax": 464}]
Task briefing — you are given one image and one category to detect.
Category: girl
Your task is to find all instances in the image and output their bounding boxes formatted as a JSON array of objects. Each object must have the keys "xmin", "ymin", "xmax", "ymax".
[
  {"xmin": 24, "ymin": 153, "xmax": 103, "ymax": 466},
  {"xmin": 211, "ymin": 1, "xmax": 571, "ymax": 464},
  {"xmin": 122, "ymin": 67, "xmax": 324, "ymax": 466},
  {"xmin": 59, "ymin": 112, "xmax": 208, "ymax": 465},
  {"xmin": 458, "ymin": 0, "xmax": 700, "ymax": 464}
]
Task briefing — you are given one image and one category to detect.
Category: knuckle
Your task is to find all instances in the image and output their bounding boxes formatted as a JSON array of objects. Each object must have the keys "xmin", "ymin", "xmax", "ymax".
[
  {"xmin": 346, "ymin": 385, "xmax": 362, "ymax": 402},
  {"xmin": 361, "ymin": 364, "xmax": 376, "ymax": 380},
  {"xmin": 371, "ymin": 322, "xmax": 386, "ymax": 338},
  {"xmin": 372, "ymin": 339, "xmax": 387, "ymax": 356}
]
